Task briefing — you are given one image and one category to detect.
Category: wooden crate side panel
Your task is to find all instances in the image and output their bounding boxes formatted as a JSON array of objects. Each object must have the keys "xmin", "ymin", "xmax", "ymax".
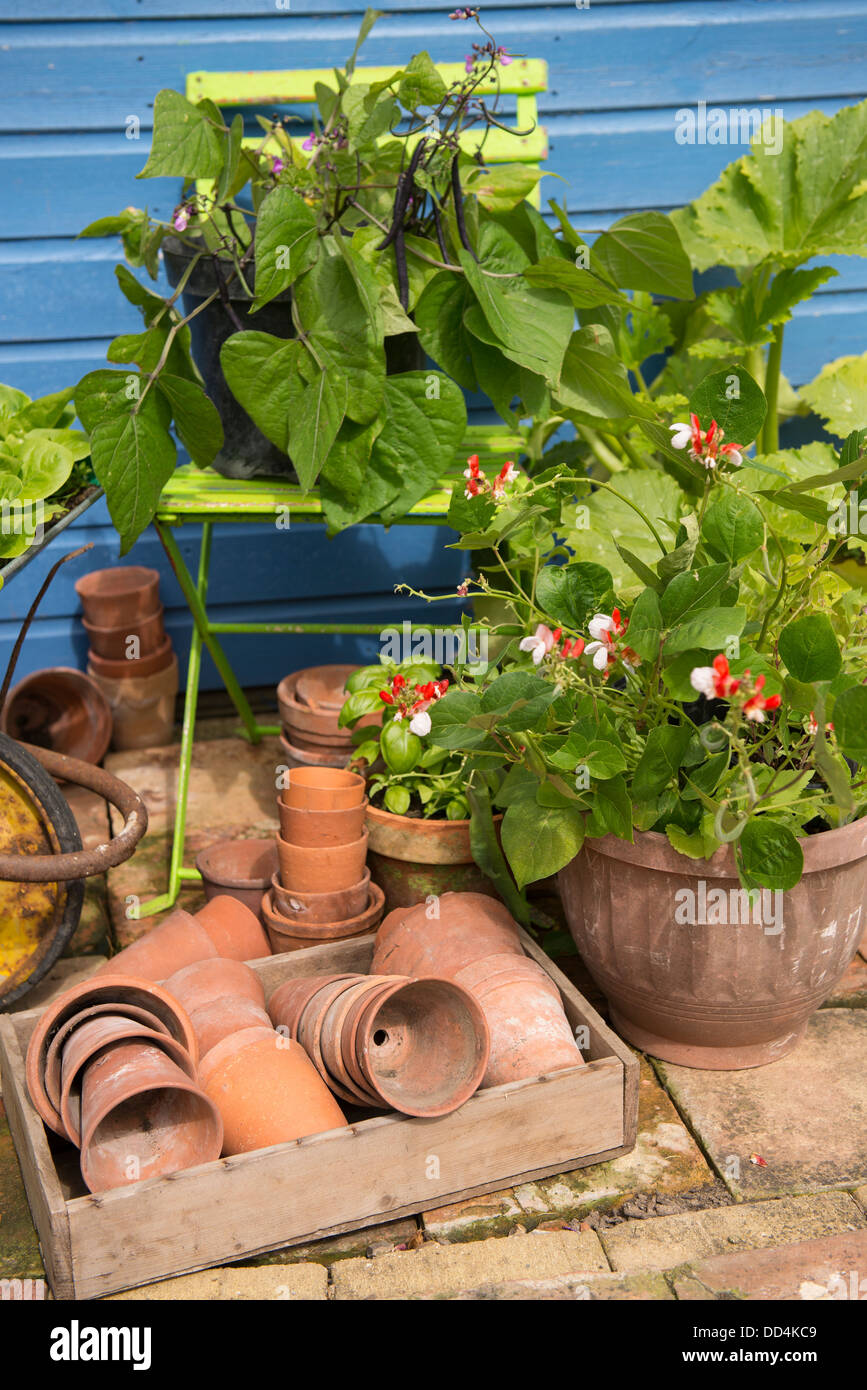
[
  {"xmin": 0, "ymin": 1016, "xmax": 74, "ymax": 1298},
  {"xmin": 65, "ymin": 1057, "xmax": 623, "ymax": 1299}
]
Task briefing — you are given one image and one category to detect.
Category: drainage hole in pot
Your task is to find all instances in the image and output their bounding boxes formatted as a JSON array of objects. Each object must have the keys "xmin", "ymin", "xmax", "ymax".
[{"xmin": 373, "ymin": 1029, "xmax": 389, "ymax": 1047}]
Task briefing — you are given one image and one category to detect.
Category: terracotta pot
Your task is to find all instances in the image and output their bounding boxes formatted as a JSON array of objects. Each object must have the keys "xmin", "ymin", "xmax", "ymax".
[
  {"xmin": 365, "ymin": 803, "xmax": 502, "ymax": 911},
  {"xmin": 25, "ymin": 975, "xmax": 199, "ymax": 1136},
  {"xmin": 188, "ymin": 997, "xmax": 273, "ymax": 1059},
  {"xmin": 88, "ymin": 635, "xmax": 174, "ymax": 681},
  {"xmin": 559, "ymin": 822, "xmax": 867, "ymax": 1070},
  {"xmin": 277, "ymin": 798, "xmax": 368, "ymax": 848},
  {"xmin": 277, "ymin": 670, "xmax": 353, "ymax": 737},
  {"xmin": 276, "ymin": 829, "xmax": 368, "ymax": 894},
  {"xmin": 270, "ymin": 867, "xmax": 371, "ymax": 924},
  {"xmin": 318, "ymin": 978, "xmax": 391, "ymax": 1105},
  {"xmin": 1, "ymin": 667, "xmax": 112, "ymax": 765},
  {"xmin": 59, "ymin": 1012, "xmax": 196, "ymax": 1145},
  {"xmin": 75, "ymin": 566, "xmax": 161, "ymax": 628},
  {"xmin": 164, "ymin": 957, "xmax": 266, "ymax": 1015},
  {"xmin": 44, "ymin": 1001, "xmax": 172, "ymax": 1113},
  {"xmin": 195, "ymin": 894, "xmax": 271, "ymax": 962},
  {"xmin": 280, "ymin": 766, "xmax": 366, "ymax": 811},
  {"xmin": 452, "ymin": 952, "xmax": 562, "ymax": 1002},
  {"xmin": 267, "ymin": 974, "xmax": 359, "ymax": 1041},
  {"xmin": 79, "ymin": 1040, "xmax": 222, "ymax": 1192},
  {"xmin": 82, "ymin": 605, "xmax": 166, "ymax": 661},
  {"xmin": 296, "ymin": 977, "xmax": 369, "ymax": 1106},
  {"xmin": 295, "ymin": 665, "xmax": 357, "ymax": 710},
  {"xmin": 262, "ymin": 883, "xmax": 384, "ymax": 953},
  {"xmin": 88, "ymin": 655, "xmax": 179, "ymax": 751},
  {"xmin": 95, "ymin": 909, "xmax": 217, "ymax": 982},
  {"xmin": 282, "ymin": 724, "xmax": 354, "ymax": 750},
  {"xmin": 194, "ymin": 838, "xmax": 278, "ymax": 923},
  {"xmin": 355, "ymin": 977, "xmax": 490, "ymax": 1117},
  {"xmin": 279, "ymin": 731, "xmax": 352, "ymax": 768},
  {"xmin": 198, "ymin": 1025, "xmax": 348, "ymax": 1154},
  {"xmin": 371, "ymin": 892, "xmax": 523, "ymax": 977},
  {"xmin": 466, "ymin": 974, "xmax": 584, "ymax": 1088},
  {"xmin": 338, "ymin": 977, "xmax": 407, "ymax": 1101}
]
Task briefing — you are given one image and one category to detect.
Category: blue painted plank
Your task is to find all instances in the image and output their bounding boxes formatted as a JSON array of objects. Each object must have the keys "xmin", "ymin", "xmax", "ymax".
[
  {"xmin": 0, "ymin": 0, "xmax": 680, "ymax": 17},
  {"xmin": 0, "ymin": 3, "xmax": 865, "ymax": 132},
  {"xmin": 7, "ymin": 93, "xmax": 867, "ymax": 244}
]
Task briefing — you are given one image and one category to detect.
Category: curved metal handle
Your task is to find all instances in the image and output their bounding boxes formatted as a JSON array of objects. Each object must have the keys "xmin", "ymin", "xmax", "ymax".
[{"xmin": 0, "ymin": 743, "xmax": 148, "ymax": 882}]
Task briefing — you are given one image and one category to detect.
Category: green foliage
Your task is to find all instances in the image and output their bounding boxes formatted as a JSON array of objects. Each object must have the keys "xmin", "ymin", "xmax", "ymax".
[{"xmin": 0, "ymin": 384, "xmax": 90, "ymax": 560}]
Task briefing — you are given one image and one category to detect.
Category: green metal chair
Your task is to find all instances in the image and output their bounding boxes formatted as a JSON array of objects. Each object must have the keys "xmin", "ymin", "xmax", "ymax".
[{"xmin": 142, "ymin": 58, "xmax": 548, "ymax": 916}]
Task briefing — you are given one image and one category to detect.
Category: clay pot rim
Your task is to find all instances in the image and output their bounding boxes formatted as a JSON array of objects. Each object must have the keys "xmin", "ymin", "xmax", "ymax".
[
  {"xmin": 366, "ymin": 804, "xmax": 503, "ymax": 833},
  {"xmin": 276, "ymin": 827, "xmax": 368, "ymax": 857},
  {"xmin": 263, "ymin": 883, "xmax": 384, "ymax": 938},
  {"xmin": 44, "ymin": 1001, "xmax": 173, "ymax": 1113},
  {"xmin": 75, "ymin": 566, "xmax": 160, "ymax": 602},
  {"xmin": 81, "ymin": 604, "xmax": 165, "ymax": 638},
  {"xmin": 194, "ymin": 838, "xmax": 278, "ymax": 891},
  {"xmin": 87, "ymin": 635, "xmax": 174, "ymax": 679},
  {"xmin": 266, "ymin": 974, "xmax": 358, "ymax": 1040},
  {"xmin": 271, "ymin": 865, "xmax": 370, "ymax": 910},
  {"xmin": 25, "ymin": 974, "xmax": 199, "ymax": 1135},
  {"xmin": 277, "ymin": 797, "xmax": 369, "ymax": 820},
  {"xmin": 277, "ymin": 665, "xmax": 356, "ymax": 712},
  {"xmin": 281, "ymin": 766, "xmax": 366, "ymax": 795},
  {"xmin": 581, "ymin": 818, "xmax": 867, "ymax": 879},
  {"xmin": 278, "ymin": 732, "xmax": 352, "ymax": 767},
  {"xmin": 0, "ymin": 667, "xmax": 113, "ymax": 764}
]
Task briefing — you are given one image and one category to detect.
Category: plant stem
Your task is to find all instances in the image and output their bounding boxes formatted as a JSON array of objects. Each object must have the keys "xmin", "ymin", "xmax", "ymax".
[
  {"xmin": 575, "ymin": 424, "xmax": 626, "ymax": 474},
  {"xmin": 761, "ymin": 323, "xmax": 785, "ymax": 454}
]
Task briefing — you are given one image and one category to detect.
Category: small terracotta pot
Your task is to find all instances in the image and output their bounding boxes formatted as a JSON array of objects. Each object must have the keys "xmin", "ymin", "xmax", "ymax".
[
  {"xmin": 95, "ymin": 909, "xmax": 218, "ymax": 982},
  {"xmin": 295, "ymin": 665, "xmax": 357, "ymax": 710},
  {"xmin": 371, "ymin": 892, "xmax": 523, "ymax": 977},
  {"xmin": 164, "ymin": 958, "xmax": 266, "ymax": 1016},
  {"xmin": 279, "ymin": 731, "xmax": 352, "ymax": 768},
  {"xmin": 267, "ymin": 974, "xmax": 358, "ymax": 1041},
  {"xmin": 278, "ymin": 670, "xmax": 354, "ymax": 735},
  {"xmin": 283, "ymin": 723, "xmax": 355, "ymax": 749},
  {"xmin": 195, "ymin": 838, "xmax": 279, "ymax": 923},
  {"xmin": 75, "ymin": 566, "xmax": 161, "ymax": 628},
  {"xmin": 88, "ymin": 635, "xmax": 174, "ymax": 681},
  {"xmin": 59, "ymin": 1012, "xmax": 196, "ymax": 1145},
  {"xmin": 365, "ymin": 804, "xmax": 502, "ymax": 910},
  {"xmin": 277, "ymin": 798, "xmax": 368, "ymax": 848},
  {"xmin": 25, "ymin": 974, "xmax": 199, "ymax": 1135},
  {"xmin": 276, "ymin": 829, "xmax": 368, "ymax": 894},
  {"xmin": 189, "ymin": 997, "xmax": 273, "ymax": 1059},
  {"xmin": 0, "ymin": 667, "xmax": 112, "ymax": 765},
  {"xmin": 79, "ymin": 1040, "xmax": 222, "ymax": 1192},
  {"xmin": 319, "ymin": 978, "xmax": 395, "ymax": 1106},
  {"xmin": 88, "ymin": 655, "xmax": 179, "ymax": 751},
  {"xmin": 296, "ymin": 977, "xmax": 368, "ymax": 1107},
  {"xmin": 198, "ymin": 1026, "xmax": 347, "ymax": 1154},
  {"xmin": 262, "ymin": 883, "xmax": 384, "ymax": 954},
  {"xmin": 339, "ymin": 977, "xmax": 407, "ymax": 1101},
  {"xmin": 280, "ymin": 766, "xmax": 366, "ymax": 811},
  {"xmin": 195, "ymin": 895, "xmax": 271, "ymax": 962},
  {"xmin": 82, "ymin": 605, "xmax": 166, "ymax": 661},
  {"xmin": 44, "ymin": 1001, "xmax": 172, "ymax": 1113},
  {"xmin": 355, "ymin": 978, "xmax": 490, "ymax": 1117},
  {"xmin": 270, "ymin": 868, "xmax": 370, "ymax": 924},
  {"xmin": 467, "ymin": 975, "xmax": 584, "ymax": 1088}
]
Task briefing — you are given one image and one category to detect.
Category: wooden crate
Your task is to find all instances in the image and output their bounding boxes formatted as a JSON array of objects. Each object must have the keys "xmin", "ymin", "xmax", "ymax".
[{"xmin": 0, "ymin": 930, "xmax": 639, "ymax": 1300}]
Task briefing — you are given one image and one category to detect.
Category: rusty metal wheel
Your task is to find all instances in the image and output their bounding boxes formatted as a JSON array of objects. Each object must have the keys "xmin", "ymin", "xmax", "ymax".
[{"xmin": 0, "ymin": 733, "xmax": 84, "ymax": 1009}]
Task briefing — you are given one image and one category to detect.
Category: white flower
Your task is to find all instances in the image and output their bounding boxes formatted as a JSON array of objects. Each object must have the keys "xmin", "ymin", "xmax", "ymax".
[
  {"xmin": 669, "ymin": 422, "xmax": 692, "ymax": 450},
  {"xmin": 587, "ymin": 613, "xmax": 615, "ymax": 642},
  {"xmin": 584, "ymin": 641, "xmax": 610, "ymax": 671},
  {"xmin": 689, "ymin": 666, "xmax": 717, "ymax": 698},
  {"xmin": 409, "ymin": 710, "xmax": 432, "ymax": 736},
  {"xmin": 518, "ymin": 623, "xmax": 555, "ymax": 665}
]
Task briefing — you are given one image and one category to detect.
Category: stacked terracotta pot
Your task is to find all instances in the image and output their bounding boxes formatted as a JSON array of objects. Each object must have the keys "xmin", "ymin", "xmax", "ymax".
[
  {"xmin": 75, "ymin": 565, "xmax": 178, "ymax": 750},
  {"xmin": 25, "ymin": 975, "xmax": 222, "ymax": 1193},
  {"xmin": 195, "ymin": 837, "xmax": 279, "ymax": 925},
  {"xmin": 93, "ymin": 893, "xmax": 271, "ymax": 981},
  {"xmin": 269, "ymin": 972, "xmax": 489, "ymax": 1116},
  {"xmin": 263, "ymin": 767, "xmax": 385, "ymax": 951},
  {"xmin": 163, "ymin": 958, "xmax": 348, "ymax": 1154},
  {"xmin": 372, "ymin": 892, "xmax": 585, "ymax": 1087},
  {"xmin": 277, "ymin": 663, "xmax": 378, "ymax": 767}
]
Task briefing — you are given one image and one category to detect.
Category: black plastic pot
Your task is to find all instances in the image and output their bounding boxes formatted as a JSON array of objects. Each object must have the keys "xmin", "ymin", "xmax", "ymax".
[{"xmin": 163, "ymin": 237, "xmax": 425, "ymax": 483}]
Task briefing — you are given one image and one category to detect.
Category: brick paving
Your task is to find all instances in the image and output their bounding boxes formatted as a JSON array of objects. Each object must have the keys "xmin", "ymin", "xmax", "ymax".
[{"xmin": 2, "ymin": 730, "xmax": 866, "ymax": 1301}]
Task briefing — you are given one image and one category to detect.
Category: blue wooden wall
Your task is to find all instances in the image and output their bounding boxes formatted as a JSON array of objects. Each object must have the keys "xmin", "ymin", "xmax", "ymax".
[{"xmin": 1, "ymin": 0, "xmax": 865, "ymax": 687}]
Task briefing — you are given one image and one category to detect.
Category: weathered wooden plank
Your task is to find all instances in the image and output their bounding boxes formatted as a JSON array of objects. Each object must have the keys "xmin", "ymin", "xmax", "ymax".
[{"xmin": 0, "ymin": 3, "xmax": 865, "ymax": 131}]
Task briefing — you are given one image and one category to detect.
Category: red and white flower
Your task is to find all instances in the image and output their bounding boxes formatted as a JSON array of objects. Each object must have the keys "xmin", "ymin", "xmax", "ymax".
[
  {"xmin": 670, "ymin": 413, "xmax": 744, "ymax": 471},
  {"xmin": 519, "ymin": 623, "xmax": 559, "ymax": 665},
  {"xmin": 585, "ymin": 609, "xmax": 630, "ymax": 672},
  {"xmin": 689, "ymin": 654, "xmax": 741, "ymax": 700},
  {"xmin": 742, "ymin": 675, "xmax": 781, "ymax": 722},
  {"xmin": 464, "ymin": 454, "xmax": 486, "ymax": 498},
  {"xmin": 380, "ymin": 674, "xmax": 449, "ymax": 735},
  {"xmin": 491, "ymin": 460, "xmax": 518, "ymax": 499},
  {"xmin": 808, "ymin": 711, "xmax": 834, "ymax": 736}
]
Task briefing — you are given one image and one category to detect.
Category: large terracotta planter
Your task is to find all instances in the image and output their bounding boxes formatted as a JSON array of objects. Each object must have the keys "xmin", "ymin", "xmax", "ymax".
[
  {"xmin": 365, "ymin": 804, "xmax": 501, "ymax": 911},
  {"xmin": 559, "ymin": 821, "xmax": 867, "ymax": 1070}
]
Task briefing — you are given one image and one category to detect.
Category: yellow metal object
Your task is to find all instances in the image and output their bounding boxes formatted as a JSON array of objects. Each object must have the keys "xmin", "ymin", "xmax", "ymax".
[{"xmin": 0, "ymin": 764, "xmax": 65, "ymax": 988}]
